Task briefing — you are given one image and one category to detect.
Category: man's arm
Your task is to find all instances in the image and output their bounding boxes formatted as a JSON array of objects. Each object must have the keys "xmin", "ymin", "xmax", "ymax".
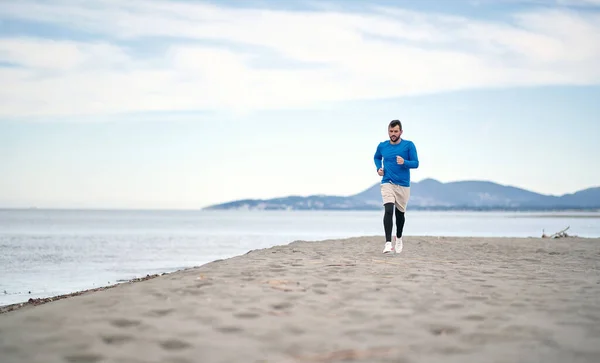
[
  {"xmin": 374, "ymin": 143, "xmax": 383, "ymax": 170},
  {"xmin": 403, "ymin": 142, "xmax": 419, "ymax": 169}
]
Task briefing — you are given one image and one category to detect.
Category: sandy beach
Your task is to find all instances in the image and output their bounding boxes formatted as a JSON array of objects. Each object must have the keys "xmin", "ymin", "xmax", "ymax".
[{"xmin": 1, "ymin": 235, "xmax": 599, "ymax": 363}]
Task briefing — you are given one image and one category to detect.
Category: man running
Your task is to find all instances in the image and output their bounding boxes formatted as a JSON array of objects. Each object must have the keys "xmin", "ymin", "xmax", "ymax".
[{"xmin": 373, "ymin": 120, "xmax": 420, "ymax": 254}]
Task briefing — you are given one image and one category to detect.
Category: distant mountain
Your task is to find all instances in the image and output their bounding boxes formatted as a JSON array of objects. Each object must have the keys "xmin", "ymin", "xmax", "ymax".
[
  {"xmin": 203, "ymin": 195, "xmax": 379, "ymax": 211},
  {"xmin": 202, "ymin": 179, "xmax": 600, "ymax": 211}
]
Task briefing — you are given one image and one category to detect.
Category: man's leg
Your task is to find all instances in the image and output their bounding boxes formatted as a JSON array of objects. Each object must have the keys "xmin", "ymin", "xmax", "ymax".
[
  {"xmin": 395, "ymin": 207, "xmax": 405, "ymax": 238},
  {"xmin": 393, "ymin": 185, "xmax": 410, "ymax": 254},
  {"xmin": 383, "ymin": 203, "xmax": 394, "ymax": 242},
  {"xmin": 380, "ymin": 183, "xmax": 396, "ymax": 253}
]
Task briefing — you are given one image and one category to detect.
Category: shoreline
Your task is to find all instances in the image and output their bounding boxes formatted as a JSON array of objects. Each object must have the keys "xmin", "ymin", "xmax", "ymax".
[
  {"xmin": 1, "ymin": 233, "xmax": 594, "ymax": 311},
  {"xmin": 1, "ymin": 235, "xmax": 599, "ymax": 362},
  {"xmin": 0, "ymin": 234, "xmax": 573, "ymax": 313},
  {"xmin": 0, "ymin": 273, "xmax": 170, "ymax": 315}
]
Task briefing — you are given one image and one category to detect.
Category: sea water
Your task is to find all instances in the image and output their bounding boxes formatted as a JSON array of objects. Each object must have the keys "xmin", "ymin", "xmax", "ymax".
[{"xmin": 1, "ymin": 209, "xmax": 599, "ymax": 306}]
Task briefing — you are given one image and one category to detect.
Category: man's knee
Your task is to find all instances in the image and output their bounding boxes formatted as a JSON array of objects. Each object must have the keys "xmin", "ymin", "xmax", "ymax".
[{"xmin": 384, "ymin": 203, "xmax": 394, "ymax": 215}]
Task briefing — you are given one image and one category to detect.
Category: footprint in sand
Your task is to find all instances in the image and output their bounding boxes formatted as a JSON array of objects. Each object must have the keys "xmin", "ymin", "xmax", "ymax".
[
  {"xmin": 101, "ymin": 334, "xmax": 134, "ymax": 346},
  {"xmin": 64, "ymin": 353, "xmax": 104, "ymax": 363},
  {"xmin": 269, "ymin": 264, "xmax": 287, "ymax": 273},
  {"xmin": 463, "ymin": 314, "xmax": 486, "ymax": 321},
  {"xmin": 271, "ymin": 301, "xmax": 293, "ymax": 310},
  {"xmin": 195, "ymin": 281, "xmax": 213, "ymax": 288},
  {"xmin": 429, "ymin": 324, "xmax": 460, "ymax": 336},
  {"xmin": 460, "ymin": 332, "xmax": 513, "ymax": 344},
  {"xmin": 466, "ymin": 295, "xmax": 488, "ymax": 301},
  {"xmin": 145, "ymin": 308, "xmax": 174, "ymax": 317},
  {"xmin": 233, "ymin": 312, "xmax": 260, "ymax": 319},
  {"xmin": 160, "ymin": 339, "xmax": 192, "ymax": 351},
  {"xmin": 150, "ymin": 291, "xmax": 168, "ymax": 299},
  {"xmin": 443, "ymin": 303, "xmax": 464, "ymax": 310},
  {"xmin": 110, "ymin": 318, "xmax": 141, "ymax": 328},
  {"xmin": 433, "ymin": 345, "xmax": 472, "ymax": 355},
  {"xmin": 215, "ymin": 325, "xmax": 243, "ymax": 334},
  {"xmin": 194, "ymin": 315, "xmax": 219, "ymax": 325}
]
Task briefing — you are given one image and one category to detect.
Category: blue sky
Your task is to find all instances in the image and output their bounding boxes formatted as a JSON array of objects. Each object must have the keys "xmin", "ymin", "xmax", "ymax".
[{"xmin": 1, "ymin": 0, "xmax": 599, "ymax": 209}]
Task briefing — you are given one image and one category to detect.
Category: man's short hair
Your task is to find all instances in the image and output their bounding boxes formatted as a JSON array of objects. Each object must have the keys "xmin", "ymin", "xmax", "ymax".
[{"xmin": 389, "ymin": 120, "xmax": 402, "ymax": 130}]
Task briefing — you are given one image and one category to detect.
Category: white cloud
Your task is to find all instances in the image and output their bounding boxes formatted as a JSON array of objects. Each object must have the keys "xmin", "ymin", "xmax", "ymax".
[
  {"xmin": 0, "ymin": 38, "xmax": 129, "ymax": 70},
  {"xmin": 0, "ymin": 0, "xmax": 599, "ymax": 119},
  {"xmin": 557, "ymin": 0, "xmax": 600, "ymax": 6}
]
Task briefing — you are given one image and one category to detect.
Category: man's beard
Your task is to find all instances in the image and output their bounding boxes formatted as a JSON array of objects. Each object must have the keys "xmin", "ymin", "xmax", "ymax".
[{"xmin": 389, "ymin": 136, "xmax": 398, "ymax": 142}]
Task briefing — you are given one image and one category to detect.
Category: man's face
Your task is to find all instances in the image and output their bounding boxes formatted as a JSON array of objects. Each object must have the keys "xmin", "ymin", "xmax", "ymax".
[{"xmin": 388, "ymin": 125, "xmax": 402, "ymax": 142}]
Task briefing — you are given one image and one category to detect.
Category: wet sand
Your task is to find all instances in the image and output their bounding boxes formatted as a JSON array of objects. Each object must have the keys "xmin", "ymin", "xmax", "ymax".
[{"xmin": 1, "ymin": 235, "xmax": 599, "ymax": 363}]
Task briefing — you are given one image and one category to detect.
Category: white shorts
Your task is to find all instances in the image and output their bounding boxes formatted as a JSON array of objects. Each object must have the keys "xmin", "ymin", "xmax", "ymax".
[{"xmin": 380, "ymin": 183, "xmax": 410, "ymax": 212}]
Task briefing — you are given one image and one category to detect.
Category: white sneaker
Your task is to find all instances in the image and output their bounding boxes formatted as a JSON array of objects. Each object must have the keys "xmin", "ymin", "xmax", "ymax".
[
  {"xmin": 382, "ymin": 242, "xmax": 393, "ymax": 253},
  {"xmin": 395, "ymin": 237, "xmax": 403, "ymax": 254}
]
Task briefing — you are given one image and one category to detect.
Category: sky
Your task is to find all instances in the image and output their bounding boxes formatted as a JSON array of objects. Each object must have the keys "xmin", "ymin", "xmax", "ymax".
[{"xmin": 1, "ymin": 0, "xmax": 599, "ymax": 209}]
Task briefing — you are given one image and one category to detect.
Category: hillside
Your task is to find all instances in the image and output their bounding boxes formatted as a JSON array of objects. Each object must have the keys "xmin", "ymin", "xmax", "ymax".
[{"xmin": 203, "ymin": 179, "xmax": 600, "ymax": 211}]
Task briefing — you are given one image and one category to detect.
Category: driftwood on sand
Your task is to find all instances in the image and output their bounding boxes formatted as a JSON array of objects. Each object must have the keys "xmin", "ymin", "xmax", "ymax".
[{"xmin": 542, "ymin": 226, "xmax": 572, "ymax": 238}]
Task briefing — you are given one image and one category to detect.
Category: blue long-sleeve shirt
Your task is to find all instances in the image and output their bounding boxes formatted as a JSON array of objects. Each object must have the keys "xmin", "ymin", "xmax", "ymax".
[{"xmin": 374, "ymin": 139, "xmax": 419, "ymax": 187}]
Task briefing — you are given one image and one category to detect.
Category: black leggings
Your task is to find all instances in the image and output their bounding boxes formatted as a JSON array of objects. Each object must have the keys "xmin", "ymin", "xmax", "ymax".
[{"xmin": 383, "ymin": 203, "xmax": 405, "ymax": 242}]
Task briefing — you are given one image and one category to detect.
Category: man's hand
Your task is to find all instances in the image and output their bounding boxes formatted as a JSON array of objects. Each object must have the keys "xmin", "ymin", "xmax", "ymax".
[
  {"xmin": 396, "ymin": 156, "xmax": 404, "ymax": 165},
  {"xmin": 377, "ymin": 168, "xmax": 384, "ymax": 176}
]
